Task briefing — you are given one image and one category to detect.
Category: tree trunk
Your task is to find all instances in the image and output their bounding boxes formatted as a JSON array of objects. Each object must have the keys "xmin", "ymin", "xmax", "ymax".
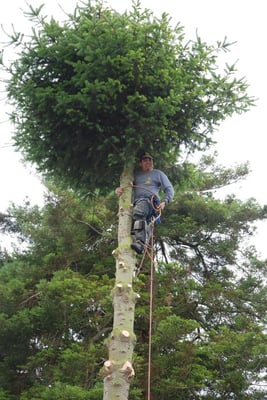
[{"xmin": 103, "ymin": 163, "xmax": 138, "ymax": 400}]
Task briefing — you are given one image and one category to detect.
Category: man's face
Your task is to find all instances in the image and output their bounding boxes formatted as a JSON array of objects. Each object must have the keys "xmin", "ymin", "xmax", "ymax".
[{"xmin": 140, "ymin": 157, "xmax": 153, "ymax": 172}]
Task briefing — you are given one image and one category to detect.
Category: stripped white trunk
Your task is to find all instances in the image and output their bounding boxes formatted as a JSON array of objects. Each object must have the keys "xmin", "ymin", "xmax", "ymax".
[{"xmin": 103, "ymin": 164, "xmax": 138, "ymax": 400}]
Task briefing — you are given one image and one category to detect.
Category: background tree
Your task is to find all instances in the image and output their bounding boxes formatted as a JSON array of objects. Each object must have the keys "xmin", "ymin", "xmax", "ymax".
[
  {"xmin": 1, "ymin": 1, "xmax": 258, "ymax": 399},
  {"xmin": 0, "ymin": 161, "xmax": 266, "ymax": 400},
  {"xmin": 0, "ymin": 187, "xmax": 116, "ymax": 399}
]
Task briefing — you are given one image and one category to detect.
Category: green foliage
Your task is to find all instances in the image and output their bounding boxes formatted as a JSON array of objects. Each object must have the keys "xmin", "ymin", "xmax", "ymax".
[
  {"xmin": 1, "ymin": 1, "xmax": 254, "ymax": 193},
  {"xmin": 20, "ymin": 381, "xmax": 102, "ymax": 400},
  {"xmin": 1, "ymin": 184, "xmax": 117, "ymax": 276},
  {"xmin": 0, "ymin": 388, "xmax": 14, "ymax": 400},
  {"xmin": 0, "ymin": 263, "xmax": 113, "ymax": 395},
  {"xmin": 0, "ymin": 187, "xmax": 117, "ymax": 398},
  {"xmin": 134, "ymin": 260, "xmax": 267, "ymax": 399}
]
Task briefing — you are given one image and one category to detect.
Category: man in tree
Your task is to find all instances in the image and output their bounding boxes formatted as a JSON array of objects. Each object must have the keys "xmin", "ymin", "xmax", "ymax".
[{"xmin": 116, "ymin": 152, "xmax": 174, "ymax": 254}]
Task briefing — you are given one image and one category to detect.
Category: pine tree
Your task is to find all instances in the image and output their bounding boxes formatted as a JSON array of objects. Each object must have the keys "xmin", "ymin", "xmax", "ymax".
[{"xmin": 1, "ymin": 1, "xmax": 258, "ymax": 398}]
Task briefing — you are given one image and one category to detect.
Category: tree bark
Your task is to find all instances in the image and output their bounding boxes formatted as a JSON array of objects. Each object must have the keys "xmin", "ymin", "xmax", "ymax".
[{"xmin": 103, "ymin": 163, "xmax": 138, "ymax": 400}]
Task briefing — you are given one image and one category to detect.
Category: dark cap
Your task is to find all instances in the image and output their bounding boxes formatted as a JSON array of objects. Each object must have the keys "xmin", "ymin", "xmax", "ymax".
[{"xmin": 139, "ymin": 152, "xmax": 153, "ymax": 161}]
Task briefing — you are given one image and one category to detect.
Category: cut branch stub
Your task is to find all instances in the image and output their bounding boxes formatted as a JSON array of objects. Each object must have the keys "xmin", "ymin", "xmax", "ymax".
[
  {"xmin": 103, "ymin": 359, "xmax": 114, "ymax": 381},
  {"xmin": 120, "ymin": 360, "xmax": 135, "ymax": 380}
]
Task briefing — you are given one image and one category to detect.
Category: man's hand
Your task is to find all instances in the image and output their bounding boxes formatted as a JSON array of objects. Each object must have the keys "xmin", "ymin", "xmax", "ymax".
[
  {"xmin": 115, "ymin": 187, "xmax": 123, "ymax": 196},
  {"xmin": 158, "ymin": 201, "xmax": 166, "ymax": 210}
]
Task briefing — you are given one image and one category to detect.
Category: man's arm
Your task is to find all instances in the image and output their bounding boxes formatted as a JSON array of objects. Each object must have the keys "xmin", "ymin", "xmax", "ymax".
[{"xmin": 160, "ymin": 172, "xmax": 174, "ymax": 204}]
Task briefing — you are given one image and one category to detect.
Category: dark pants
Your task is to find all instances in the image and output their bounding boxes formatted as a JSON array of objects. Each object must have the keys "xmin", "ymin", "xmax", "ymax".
[{"xmin": 132, "ymin": 198, "xmax": 151, "ymax": 244}]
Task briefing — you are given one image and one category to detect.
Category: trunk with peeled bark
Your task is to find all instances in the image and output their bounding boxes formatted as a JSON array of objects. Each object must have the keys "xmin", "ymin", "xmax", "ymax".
[{"xmin": 103, "ymin": 164, "xmax": 138, "ymax": 400}]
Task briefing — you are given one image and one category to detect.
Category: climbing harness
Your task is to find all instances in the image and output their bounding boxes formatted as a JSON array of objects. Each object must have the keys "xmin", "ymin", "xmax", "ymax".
[{"xmin": 135, "ymin": 199, "xmax": 161, "ymax": 274}]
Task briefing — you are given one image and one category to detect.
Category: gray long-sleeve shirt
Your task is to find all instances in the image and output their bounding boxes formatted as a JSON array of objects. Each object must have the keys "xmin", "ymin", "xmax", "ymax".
[{"xmin": 133, "ymin": 169, "xmax": 174, "ymax": 204}]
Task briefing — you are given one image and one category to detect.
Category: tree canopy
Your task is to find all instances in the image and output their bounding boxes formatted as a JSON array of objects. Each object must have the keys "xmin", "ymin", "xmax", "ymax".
[{"xmin": 2, "ymin": 0, "xmax": 254, "ymax": 193}]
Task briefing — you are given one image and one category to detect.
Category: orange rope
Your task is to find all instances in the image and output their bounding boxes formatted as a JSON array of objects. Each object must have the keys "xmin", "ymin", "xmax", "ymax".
[
  {"xmin": 147, "ymin": 220, "xmax": 155, "ymax": 400},
  {"xmin": 118, "ymin": 184, "xmax": 162, "ymax": 398},
  {"xmin": 133, "ymin": 213, "xmax": 160, "ymax": 400}
]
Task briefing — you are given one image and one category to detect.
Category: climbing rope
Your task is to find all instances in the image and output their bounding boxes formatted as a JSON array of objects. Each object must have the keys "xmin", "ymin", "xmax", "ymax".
[
  {"xmin": 116, "ymin": 183, "xmax": 162, "ymax": 399},
  {"xmin": 135, "ymin": 208, "xmax": 161, "ymax": 400},
  {"xmin": 147, "ymin": 219, "xmax": 155, "ymax": 400}
]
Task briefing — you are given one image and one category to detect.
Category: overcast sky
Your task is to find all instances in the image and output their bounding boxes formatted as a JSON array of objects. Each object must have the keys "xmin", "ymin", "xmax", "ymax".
[{"xmin": 1, "ymin": 0, "xmax": 266, "ymax": 254}]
